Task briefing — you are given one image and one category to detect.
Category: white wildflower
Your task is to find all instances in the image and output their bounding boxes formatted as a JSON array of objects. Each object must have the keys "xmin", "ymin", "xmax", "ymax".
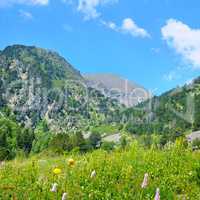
[
  {"xmin": 90, "ymin": 170, "xmax": 96, "ymax": 178},
  {"xmin": 50, "ymin": 183, "xmax": 58, "ymax": 192},
  {"xmin": 141, "ymin": 173, "xmax": 148, "ymax": 188},
  {"xmin": 62, "ymin": 192, "xmax": 68, "ymax": 200}
]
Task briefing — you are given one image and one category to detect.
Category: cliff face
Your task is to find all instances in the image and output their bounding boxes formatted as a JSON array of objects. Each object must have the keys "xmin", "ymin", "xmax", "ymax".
[{"xmin": 0, "ymin": 45, "xmax": 121, "ymax": 132}]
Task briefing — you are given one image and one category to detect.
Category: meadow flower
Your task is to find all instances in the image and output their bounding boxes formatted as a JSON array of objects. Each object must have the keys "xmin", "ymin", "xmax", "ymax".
[
  {"xmin": 154, "ymin": 188, "xmax": 160, "ymax": 200},
  {"xmin": 68, "ymin": 158, "xmax": 75, "ymax": 167},
  {"xmin": 62, "ymin": 192, "xmax": 68, "ymax": 200},
  {"xmin": 141, "ymin": 173, "xmax": 148, "ymax": 188},
  {"xmin": 53, "ymin": 168, "xmax": 62, "ymax": 175},
  {"xmin": 90, "ymin": 170, "xmax": 96, "ymax": 178},
  {"xmin": 50, "ymin": 183, "xmax": 58, "ymax": 192}
]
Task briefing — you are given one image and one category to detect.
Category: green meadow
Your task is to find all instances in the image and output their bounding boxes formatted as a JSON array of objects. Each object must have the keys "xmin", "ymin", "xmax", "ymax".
[{"xmin": 0, "ymin": 141, "xmax": 200, "ymax": 200}]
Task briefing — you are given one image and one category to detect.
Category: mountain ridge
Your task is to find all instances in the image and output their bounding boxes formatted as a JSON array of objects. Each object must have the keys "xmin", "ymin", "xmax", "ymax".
[{"xmin": 84, "ymin": 73, "xmax": 150, "ymax": 107}]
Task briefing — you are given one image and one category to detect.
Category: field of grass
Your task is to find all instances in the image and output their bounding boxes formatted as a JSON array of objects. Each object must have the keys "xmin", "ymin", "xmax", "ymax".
[
  {"xmin": 0, "ymin": 141, "xmax": 200, "ymax": 200},
  {"xmin": 90, "ymin": 124, "xmax": 122, "ymax": 136}
]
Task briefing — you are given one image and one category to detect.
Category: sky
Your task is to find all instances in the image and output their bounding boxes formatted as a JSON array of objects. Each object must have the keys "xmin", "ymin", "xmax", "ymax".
[{"xmin": 0, "ymin": 0, "xmax": 200, "ymax": 95}]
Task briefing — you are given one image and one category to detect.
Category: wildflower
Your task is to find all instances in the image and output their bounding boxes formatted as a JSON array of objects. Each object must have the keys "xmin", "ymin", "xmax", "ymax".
[
  {"xmin": 62, "ymin": 192, "xmax": 68, "ymax": 200},
  {"xmin": 68, "ymin": 158, "xmax": 75, "ymax": 167},
  {"xmin": 141, "ymin": 173, "xmax": 148, "ymax": 188},
  {"xmin": 53, "ymin": 168, "xmax": 62, "ymax": 175},
  {"xmin": 90, "ymin": 170, "xmax": 96, "ymax": 178},
  {"xmin": 154, "ymin": 188, "xmax": 160, "ymax": 200},
  {"xmin": 50, "ymin": 183, "xmax": 58, "ymax": 192}
]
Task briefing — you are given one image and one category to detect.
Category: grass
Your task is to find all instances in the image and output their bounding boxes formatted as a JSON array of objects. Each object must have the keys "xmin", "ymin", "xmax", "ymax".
[
  {"xmin": 0, "ymin": 141, "xmax": 200, "ymax": 200},
  {"xmin": 90, "ymin": 124, "xmax": 121, "ymax": 136}
]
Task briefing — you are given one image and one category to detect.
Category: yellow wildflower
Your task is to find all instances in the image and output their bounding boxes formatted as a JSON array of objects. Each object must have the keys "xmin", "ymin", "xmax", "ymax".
[
  {"xmin": 53, "ymin": 168, "xmax": 62, "ymax": 175},
  {"xmin": 68, "ymin": 158, "xmax": 75, "ymax": 167}
]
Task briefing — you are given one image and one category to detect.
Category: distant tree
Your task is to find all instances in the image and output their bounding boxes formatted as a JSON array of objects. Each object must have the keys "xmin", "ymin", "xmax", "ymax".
[
  {"xmin": 0, "ymin": 118, "xmax": 20, "ymax": 160},
  {"xmin": 89, "ymin": 133, "xmax": 101, "ymax": 149},
  {"xmin": 193, "ymin": 94, "xmax": 200, "ymax": 131},
  {"xmin": 79, "ymin": 140, "xmax": 93, "ymax": 152},
  {"xmin": 141, "ymin": 134, "xmax": 152, "ymax": 148},
  {"xmin": 74, "ymin": 132, "xmax": 85, "ymax": 147},
  {"xmin": 159, "ymin": 134, "xmax": 169, "ymax": 147},
  {"xmin": 101, "ymin": 141, "xmax": 115, "ymax": 151},
  {"xmin": 120, "ymin": 135, "xmax": 128, "ymax": 149},
  {"xmin": 192, "ymin": 139, "xmax": 200, "ymax": 150},
  {"xmin": 31, "ymin": 121, "xmax": 52, "ymax": 153},
  {"xmin": 17, "ymin": 128, "xmax": 35, "ymax": 154},
  {"xmin": 49, "ymin": 133, "xmax": 70, "ymax": 153}
]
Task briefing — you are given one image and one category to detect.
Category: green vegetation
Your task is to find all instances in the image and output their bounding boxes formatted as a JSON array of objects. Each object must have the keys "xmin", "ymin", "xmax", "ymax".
[
  {"xmin": 90, "ymin": 124, "xmax": 122, "ymax": 135},
  {"xmin": 0, "ymin": 111, "xmax": 34, "ymax": 160},
  {"xmin": 0, "ymin": 45, "xmax": 122, "ymax": 132},
  {"xmin": 1, "ymin": 45, "xmax": 200, "ymax": 199},
  {"xmin": 124, "ymin": 78, "xmax": 200, "ymax": 137},
  {"xmin": 0, "ymin": 141, "xmax": 200, "ymax": 200}
]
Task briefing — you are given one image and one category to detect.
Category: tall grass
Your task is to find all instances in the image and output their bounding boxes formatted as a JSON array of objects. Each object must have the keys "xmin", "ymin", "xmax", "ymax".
[{"xmin": 0, "ymin": 141, "xmax": 200, "ymax": 200}]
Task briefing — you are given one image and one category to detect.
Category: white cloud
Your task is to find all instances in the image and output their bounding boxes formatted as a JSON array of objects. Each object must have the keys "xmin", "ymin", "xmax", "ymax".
[
  {"xmin": 31, "ymin": 0, "xmax": 49, "ymax": 5},
  {"xmin": 0, "ymin": 0, "xmax": 49, "ymax": 7},
  {"xmin": 19, "ymin": 9, "xmax": 33, "ymax": 19},
  {"xmin": 101, "ymin": 20, "xmax": 117, "ymax": 30},
  {"xmin": 77, "ymin": 0, "xmax": 118, "ymax": 20},
  {"xmin": 102, "ymin": 18, "xmax": 150, "ymax": 38},
  {"xmin": 161, "ymin": 19, "xmax": 200, "ymax": 68},
  {"xmin": 121, "ymin": 18, "xmax": 150, "ymax": 38}
]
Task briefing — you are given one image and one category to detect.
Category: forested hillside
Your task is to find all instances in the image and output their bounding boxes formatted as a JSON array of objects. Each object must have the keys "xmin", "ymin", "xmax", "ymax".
[
  {"xmin": 0, "ymin": 45, "xmax": 123, "ymax": 160},
  {"xmin": 124, "ymin": 77, "xmax": 200, "ymax": 144}
]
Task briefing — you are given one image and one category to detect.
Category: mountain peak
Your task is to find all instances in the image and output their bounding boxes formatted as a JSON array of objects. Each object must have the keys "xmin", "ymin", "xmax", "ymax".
[{"xmin": 84, "ymin": 73, "xmax": 150, "ymax": 107}]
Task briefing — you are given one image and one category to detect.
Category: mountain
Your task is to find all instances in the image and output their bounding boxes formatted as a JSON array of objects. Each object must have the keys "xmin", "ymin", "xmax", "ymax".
[
  {"xmin": 84, "ymin": 73, "xmax": 150, "ymax": 107},
  {"xmin": 0, "ymin": 45, "xmax": 122, "ymax": 132},
  {"xmin": 1, "ymin": 44, "xmax": 200, "ymax": 141},
  {"xmin": 124, "ymin": 77, "xmax": 200, "ymax": 142}
]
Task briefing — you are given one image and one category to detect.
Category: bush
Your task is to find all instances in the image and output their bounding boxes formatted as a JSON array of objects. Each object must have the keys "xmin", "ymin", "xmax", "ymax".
[
  {"xmin": 101, "ymin": 141, "xmax": 115, "ymax": 151},
  {"xmin": 89, "ymin": 133, "xmax": 101, "ymax": 149},
  {"xmin": 192, "ymin": 139, "xmax": 200, "ymax": 150}
]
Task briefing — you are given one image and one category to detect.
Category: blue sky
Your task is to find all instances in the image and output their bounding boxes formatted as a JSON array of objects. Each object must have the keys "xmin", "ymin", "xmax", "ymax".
[{"xmin": 0, "ymin": 0, "xmax": 200, "ymax": 94}]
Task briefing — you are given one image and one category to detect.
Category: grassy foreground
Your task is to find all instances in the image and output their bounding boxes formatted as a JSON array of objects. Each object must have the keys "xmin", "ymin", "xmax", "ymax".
[{"xmin": 0, "ymin": 141, "xmax": 200, "ymax": 200}]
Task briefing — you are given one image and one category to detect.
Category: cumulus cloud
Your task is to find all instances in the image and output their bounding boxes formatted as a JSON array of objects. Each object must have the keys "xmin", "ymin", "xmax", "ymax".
[
  {"xmin": 121, "ymin": 18, "xmax": 150, "ymax": 38},
  {"xmin": 102, "ymin": 18, "xmax": 150, "ymax": 38},
  {"xmin": 161, "ymin": 19, "xmax": 200, "ymax": 68},
  {"xmin": 77, "ymin": 0, "xmax": 118, "ymax": 20},
  {"xmin": 0, "ymin": 0, "xmax": 49, "ymax": 7}
]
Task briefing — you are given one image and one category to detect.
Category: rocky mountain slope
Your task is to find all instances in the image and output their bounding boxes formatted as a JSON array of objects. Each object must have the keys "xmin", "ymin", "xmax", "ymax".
[
  {"xmin": 0, "ymin": 45, "xmax": 122, "ymax": 132},
  {"xmin": 84, "ymin": 73, "xmax": 150, "ymax": 107}
]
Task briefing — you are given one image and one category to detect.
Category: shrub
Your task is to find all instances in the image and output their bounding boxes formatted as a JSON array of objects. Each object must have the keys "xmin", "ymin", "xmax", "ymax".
[{"xmin": 101, "ymin": 141, "xmax": 115, "ymax": 151}]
